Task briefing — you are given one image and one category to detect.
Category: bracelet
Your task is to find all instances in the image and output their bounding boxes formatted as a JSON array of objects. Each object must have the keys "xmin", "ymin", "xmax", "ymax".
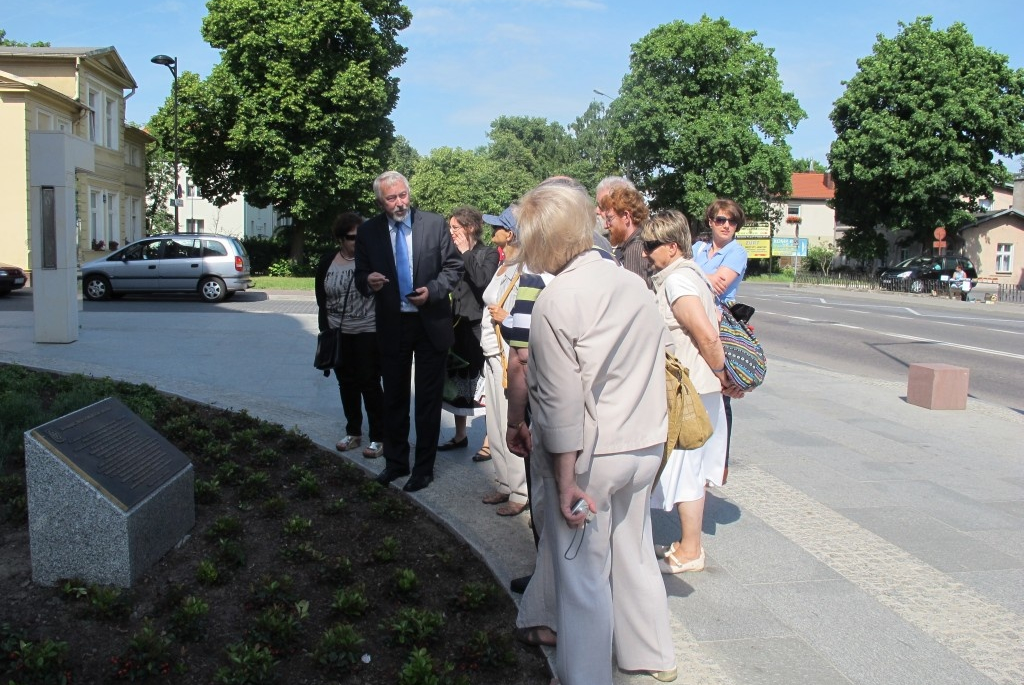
[
  {"xmin": 711, "ymin": 365, "xmax": 725, "ymax": 374},
  {"xmin": 507, "ymin": 420, "xmax": 525, "ymax": 430}
]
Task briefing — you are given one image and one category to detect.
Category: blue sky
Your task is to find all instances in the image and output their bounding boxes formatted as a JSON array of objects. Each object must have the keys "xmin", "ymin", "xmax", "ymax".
[{"xmin": 5, "ymin": 0, "xmax": 1022, "ymax": 166}]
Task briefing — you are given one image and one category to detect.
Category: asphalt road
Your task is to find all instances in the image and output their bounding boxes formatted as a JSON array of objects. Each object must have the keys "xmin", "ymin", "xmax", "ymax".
[
  {"xmin": 3, "ymin": 284, "xmax": 1021, "ymax": 412},
  {"xmin": 739, "ymin": 283, "xmax": 1024, "ymax": 412}
]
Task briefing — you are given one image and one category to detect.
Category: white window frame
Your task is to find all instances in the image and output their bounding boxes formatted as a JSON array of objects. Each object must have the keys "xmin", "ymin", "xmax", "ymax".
[
  {"xmin": 186, "ymin": 218, "xmax": 205, "ymax": 232},
  {"xmin": 787, "ymin": 204, "xmax": 801, "ymax": 216},
  {"xmin": 126, "ymin": 143, "xmax": 142, "ymax": 167},
  {"xmin": 128, "ymin": 197, "xmax": 142, "ymax": 244},
  {"xmin": 89, "ymin": 190, "xmax": 101, "ymax": 245},
  {"xmin": 36, "ymin": 109, "xmax": 54, "ymax": 131},
  {"xmin": 87, "ymin": 88, "xmax": 99, "ymax": 143},
  {"xmin": 996, "ymin": 243, "xmax": 1013, "ymax": 274},
  {"xmin": 105, "ymin": 98, "xmax": 118, "ymax": 151},
  {"xmin": 106, "ymin": 192, "xmax": 119, "ymax": 247}
]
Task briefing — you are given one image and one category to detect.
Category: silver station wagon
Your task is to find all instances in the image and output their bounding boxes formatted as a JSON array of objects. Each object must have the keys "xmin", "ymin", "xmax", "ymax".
[{"xmin": 81, "ymin": 234, "xmax": 253, "ymax": 303}]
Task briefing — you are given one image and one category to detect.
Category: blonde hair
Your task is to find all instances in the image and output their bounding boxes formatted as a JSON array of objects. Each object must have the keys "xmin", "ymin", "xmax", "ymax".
[
  {"xmin": 517, "ymin": 184, "xmax": 594, "ymax": 274},
  {"xmin": 640, "ymin": 210, "xmax": 693, "ymax": 258}
]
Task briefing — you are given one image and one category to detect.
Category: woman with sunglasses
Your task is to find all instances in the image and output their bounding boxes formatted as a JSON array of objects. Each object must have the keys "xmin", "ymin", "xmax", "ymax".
[
  {"xmin": 315, "ymin": 211, "xmax": 385, "ymax": 458},
  {"xmin": 693, "ymin": 199, "xmax": 749, "ymax": 483},
  {"xmin": 641, "ymin": 211, "xmax": 743, "ymax": 575}
]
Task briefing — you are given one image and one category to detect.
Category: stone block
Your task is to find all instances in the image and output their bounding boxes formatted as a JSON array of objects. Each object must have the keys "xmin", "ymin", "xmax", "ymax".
[
  {"xmin": 24, "ymin": 398, "xmax": 195, "ymax": 587},
  {"xmin": 906, "ymin": 363, "xmax": 968, "ymax": 410}
]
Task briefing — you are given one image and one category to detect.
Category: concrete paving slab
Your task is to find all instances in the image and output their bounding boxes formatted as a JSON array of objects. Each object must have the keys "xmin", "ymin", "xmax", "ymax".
[
  {"xmin": 838, "ymin": 506, "xmax": 1022, "ymax": 572},
  {"xmin": 754, "ymin": 580, "xmax": 997, "ymax": 685},
  {"xmin": 702, "ymin": 636, "xmax": 853, "ymax": 685},
  {"xmin": 950, "ymin": 568, "xmax": 1024, "ymax": 615},
  {"xmin": 863, "ymin": 480, "xmax": 1024, "ymax": 532}
]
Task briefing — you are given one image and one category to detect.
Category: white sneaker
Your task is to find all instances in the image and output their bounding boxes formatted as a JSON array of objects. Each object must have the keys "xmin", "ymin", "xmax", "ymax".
[{"xmin": 362, "ymin": 441, "xmax": 383, "ymax": 459}]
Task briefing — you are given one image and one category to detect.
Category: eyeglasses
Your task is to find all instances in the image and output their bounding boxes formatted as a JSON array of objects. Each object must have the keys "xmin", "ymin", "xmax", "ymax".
[
  {"xmin": 343, "ymin": 234, "xmax": 357, "ymax": 241},
  {"xmin": 712, "ymin": 216, "xmax": 738, "ymax": 227},
  {"xmin": 642, "ymin": 240, "xmax": 666, "ymax": 253}
]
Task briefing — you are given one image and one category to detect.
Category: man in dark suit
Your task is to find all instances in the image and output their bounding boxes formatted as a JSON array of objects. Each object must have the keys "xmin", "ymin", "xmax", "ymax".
[{"xmin": 354, "ymin": 171, "xmax": 463, "ymax": 492}]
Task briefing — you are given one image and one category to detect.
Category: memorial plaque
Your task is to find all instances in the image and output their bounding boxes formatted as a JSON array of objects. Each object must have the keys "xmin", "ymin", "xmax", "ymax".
[{"xmin": 29, "ymin": 397, "xmax": 190, "ymax": 511}]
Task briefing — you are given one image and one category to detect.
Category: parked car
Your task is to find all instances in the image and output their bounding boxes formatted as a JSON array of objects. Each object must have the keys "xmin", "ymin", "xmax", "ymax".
[
  {"xmin": 80, "ymin": 234, "xmax": 252, "ymax": 303},
  {"xmin": 878, "ymin": 255, "xmax": 977, "ymax": 294},
  {"xmin": 0, "ymin": 262, "xmax": 28, "ymax": 296}
]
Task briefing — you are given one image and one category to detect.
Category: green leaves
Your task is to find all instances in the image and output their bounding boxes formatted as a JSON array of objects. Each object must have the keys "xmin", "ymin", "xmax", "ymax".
[
  {"xmin": 147, "ymin": 0, "xmax": 412, "ymax": 236},
  {"xmin": 829, "ymin": 17, "xmax": 1024, "ymax": 242},
  {"xmin": 613, "ymin": 16, "xmax": 804, "ymax": 222}
]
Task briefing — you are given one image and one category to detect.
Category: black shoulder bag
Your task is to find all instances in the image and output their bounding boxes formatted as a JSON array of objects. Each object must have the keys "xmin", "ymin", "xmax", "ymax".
[{"xmin": 314, "ymin": 275, "xmax": 351, "ymax": 374}]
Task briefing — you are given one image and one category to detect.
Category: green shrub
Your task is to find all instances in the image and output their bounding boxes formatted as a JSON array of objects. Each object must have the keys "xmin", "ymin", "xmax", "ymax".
[
  {"xmin": 169, "ymin": 595, "xmax": 210, "ymax": 643},
  {"xmin": 330, "ymin": 585, "xmax": 369, "ymax": 618},
  {"xmin": 313, "ymin": 624, "xmax": 364, "ymax": 672},
  {"xmin": 214, "ymin": 642, "xmax": 277, "ymax": 685},
  {"xmin": 110, "ymin": 619, "xmax": 174, "ymax": 680},
  {"xmin": 383, "ymin": 608, "xmax": 445, "ymax": 647}
]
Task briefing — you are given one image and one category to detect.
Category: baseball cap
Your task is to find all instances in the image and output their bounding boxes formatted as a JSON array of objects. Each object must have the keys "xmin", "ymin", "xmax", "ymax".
[{"xmin": 482, "ymin": 206, "xmax": 518, "ymax": 236}]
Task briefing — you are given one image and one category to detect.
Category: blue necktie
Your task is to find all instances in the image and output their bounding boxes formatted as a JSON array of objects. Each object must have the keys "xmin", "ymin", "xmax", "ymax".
[{"xmin": 393, "ymin": 222, "xmax": 414, "ymax": 298}]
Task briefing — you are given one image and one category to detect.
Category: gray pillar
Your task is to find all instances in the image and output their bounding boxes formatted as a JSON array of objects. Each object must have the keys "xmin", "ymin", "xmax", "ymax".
[{"xmin": 29, "ymin": 132, "xmax": 94, "ymax": 343}]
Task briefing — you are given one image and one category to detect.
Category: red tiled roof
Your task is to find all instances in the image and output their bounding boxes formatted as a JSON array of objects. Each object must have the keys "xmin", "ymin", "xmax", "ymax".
[{"xmin": 790, "ymin": 172, "xmax": 834, "ymax": 200}]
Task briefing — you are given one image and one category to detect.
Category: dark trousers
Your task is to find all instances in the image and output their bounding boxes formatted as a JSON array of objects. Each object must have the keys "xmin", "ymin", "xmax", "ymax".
[
  {"xmin": 334, "ymin": 332, "xmax": 384, "ymax": 442},
  {"xmin": 379, "ymin": 314, "xmax": 447, "ymax": 479}
]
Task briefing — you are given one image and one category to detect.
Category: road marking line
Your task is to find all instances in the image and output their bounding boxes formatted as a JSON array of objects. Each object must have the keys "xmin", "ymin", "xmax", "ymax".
[
  {"xmin": 760, "ymin": 311, "xmax": 1024, "ymax": 360},
  {"xmin": 723, "ymin": 467, "xmax": 1024, "ymax": 685}
]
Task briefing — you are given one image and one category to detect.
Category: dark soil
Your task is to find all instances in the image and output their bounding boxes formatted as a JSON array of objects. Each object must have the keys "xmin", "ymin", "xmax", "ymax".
[{"xmin": 0, "ymin": 366, "xmax": 549, "ymax": 684}]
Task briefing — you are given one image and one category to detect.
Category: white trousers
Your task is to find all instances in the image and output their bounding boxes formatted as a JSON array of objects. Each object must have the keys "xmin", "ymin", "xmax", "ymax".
[
  {"xmin": 482, "ymin": 354, "xmax": 528, "ymax": 502},
  {"xmin": 543, "ymin": 448, "xmax": 676, "ymax": 685}
]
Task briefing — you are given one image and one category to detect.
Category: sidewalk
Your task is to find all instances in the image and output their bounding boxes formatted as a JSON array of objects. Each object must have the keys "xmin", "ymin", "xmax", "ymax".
[{"xmin": 1, "ymin": 291, "xmax": 1021, "ymax": 685}]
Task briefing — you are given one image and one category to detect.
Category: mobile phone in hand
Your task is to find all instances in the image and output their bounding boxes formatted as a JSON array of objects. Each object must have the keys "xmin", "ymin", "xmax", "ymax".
[{"xmin": 405, "ymin": 291, "xmax": 418, "ymax": 299}]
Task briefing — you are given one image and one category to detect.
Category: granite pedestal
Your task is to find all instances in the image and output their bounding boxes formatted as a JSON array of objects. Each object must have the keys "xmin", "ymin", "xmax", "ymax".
[{"xmin": 24, "ymin": 398, "xmax": 195, "ymax": 587}]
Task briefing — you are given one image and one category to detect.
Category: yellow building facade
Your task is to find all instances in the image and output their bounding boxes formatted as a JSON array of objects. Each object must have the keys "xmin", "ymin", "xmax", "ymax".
[{"xmin": 0, "ymin": 46, "xmax": 151, "ymax": 274}]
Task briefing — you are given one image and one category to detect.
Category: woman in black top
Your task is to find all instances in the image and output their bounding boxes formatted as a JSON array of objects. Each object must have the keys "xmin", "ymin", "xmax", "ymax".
[
  {"xmin": 438, "ymin": 206, "xmax": 500, "ymax": 451},
  {"xmin": 315, "ymin": 212, "xmax": 385, "ymax": 458}
]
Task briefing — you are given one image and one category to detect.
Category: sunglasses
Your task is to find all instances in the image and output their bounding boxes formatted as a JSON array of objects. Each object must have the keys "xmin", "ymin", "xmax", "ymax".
[
  {"xmin": 712, "ymin": 216, "xmax": 738, "ymax": 227},
  {"xmin": 343, "ymin": 234, "xmax": 357, "ymax": 241},
  {"xmin": 642, "ymin": 240, "xmax": 666, "ymax": 253}
]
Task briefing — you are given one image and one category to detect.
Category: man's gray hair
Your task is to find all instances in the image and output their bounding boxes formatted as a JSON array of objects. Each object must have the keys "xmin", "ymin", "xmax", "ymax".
[
  {"xmin": 595, "ymin": 175, "xmax": 636, "ymax": 197},
  {"xmin": 373, "ymin": 171, "xmax": 410, "ymax": 201}
]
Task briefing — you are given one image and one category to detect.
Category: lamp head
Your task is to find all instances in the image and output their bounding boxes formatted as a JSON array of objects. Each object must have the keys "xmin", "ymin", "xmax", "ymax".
[{"xmin": 150, "ymin": 55, "xmax": 176, "ymax": 68}]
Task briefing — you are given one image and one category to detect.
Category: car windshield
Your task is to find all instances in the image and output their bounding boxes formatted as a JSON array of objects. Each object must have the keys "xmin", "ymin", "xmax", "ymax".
[{"xmin": 890, "ymin": 257, "xmax": 928, "ymax": 269}]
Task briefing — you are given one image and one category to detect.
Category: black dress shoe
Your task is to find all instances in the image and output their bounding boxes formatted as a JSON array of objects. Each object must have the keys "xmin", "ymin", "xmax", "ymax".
[
  {"xmin": 510, "ymin": 574, "xmax": 533, "ymax": 594},
  {"xmin": 402, "ymin": 474, "xmax": 433, "ymax": 492},
  {"xmin": 437, "ymin": 436, "xmax": 469, "ymax": 451},
  {"xmin": 375, "ymin": 468, "xmax": 409, "ymax": 486}
]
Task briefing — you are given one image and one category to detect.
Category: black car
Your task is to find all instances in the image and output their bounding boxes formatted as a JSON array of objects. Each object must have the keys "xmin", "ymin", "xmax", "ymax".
[
  {"xmin": 878, "ymin": 255, "xmax": 977, "ymax": 293},
  {"xmin": 0, "ymin": 262, "xmax": 28, "ymax": 296}
]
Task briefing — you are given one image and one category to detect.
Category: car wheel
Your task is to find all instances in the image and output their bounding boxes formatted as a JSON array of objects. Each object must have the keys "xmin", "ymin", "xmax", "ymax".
[
  {"xmin": 83, "ymin": 274, "xmax": 112, "ymax": 301},
  {"xmin": 909, "ymin": 279, "xmax": 925, "ymax": 294},
  {"xmin": 199, "ymin": 276, "xmax": 227, "ymax": 303}
]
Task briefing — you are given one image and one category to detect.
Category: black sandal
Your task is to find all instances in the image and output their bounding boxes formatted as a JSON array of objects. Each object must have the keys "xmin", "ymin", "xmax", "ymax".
[
  {"xmin": 437, "ymin": 436, "xmax": 468, "ymax": 451},
  {"xmin": 472, "ymin": 445, "xmax": 491, "ymax": 462}
]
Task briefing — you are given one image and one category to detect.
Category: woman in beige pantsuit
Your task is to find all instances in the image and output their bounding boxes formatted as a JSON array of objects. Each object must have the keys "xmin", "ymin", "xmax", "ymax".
[{"xmin": 513, "ymin": 183, "xmax": 677, "ymax": 685}]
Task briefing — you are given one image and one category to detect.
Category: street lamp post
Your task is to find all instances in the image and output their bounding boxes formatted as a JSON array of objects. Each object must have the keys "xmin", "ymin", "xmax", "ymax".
[
  {"xmin": 151, "ymin": 54, "xmax": 179, "ymax": 234},
  {"xmin": 593, "ymin": 89, "xmax": 613, "ymax": 101}
]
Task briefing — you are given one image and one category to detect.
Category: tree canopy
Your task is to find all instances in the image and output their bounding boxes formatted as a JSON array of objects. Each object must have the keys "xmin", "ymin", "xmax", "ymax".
[
  {"xmin": 147, "ymin": 0, "xmax": 411, "ymax": 239},
  {"xmin": 0, "ymin": 29, "xmax": 49, "ymax": 47},
  {"xmin": 828, "ymin": 17, "xmax": 1024, "ymax": 244},
  {"xmin": 410, "ymin": 146, "xmax": 533, "ymax": 217},
  {"xmin": 612, "ymin": 16, "xmax": 805, "ymax": 222}
]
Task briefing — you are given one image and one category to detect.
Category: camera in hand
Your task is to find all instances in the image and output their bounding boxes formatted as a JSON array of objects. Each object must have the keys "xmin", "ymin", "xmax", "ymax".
[{"xmin": 570, "ymin": 498, "xmax": 594, "ymax": 522}]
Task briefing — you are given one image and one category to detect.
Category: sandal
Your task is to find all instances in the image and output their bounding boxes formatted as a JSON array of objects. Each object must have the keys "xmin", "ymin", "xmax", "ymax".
[
  {"xmin": 496, "ymin": 501, "xmax": 527, "ymax": 517},
  {"xmin": 515, "ymin": 625, "xmax": 557, "ymax": 647},
  {"xmin": 658, "ymin": 544, "xmax": 705, "ymax": 575},
  {"xmin": 481, "ymin": 491, "xmax": 510, "ymax": 505},
  {"xmin": 472, "ymin": 445, "xmax": 492, "ymax": 462}
]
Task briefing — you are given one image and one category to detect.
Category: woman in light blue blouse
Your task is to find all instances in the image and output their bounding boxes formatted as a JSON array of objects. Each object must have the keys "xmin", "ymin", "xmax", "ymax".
[{"xmin": 692, "ymin": 199, "xmax": 749, "ymax": 483}]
